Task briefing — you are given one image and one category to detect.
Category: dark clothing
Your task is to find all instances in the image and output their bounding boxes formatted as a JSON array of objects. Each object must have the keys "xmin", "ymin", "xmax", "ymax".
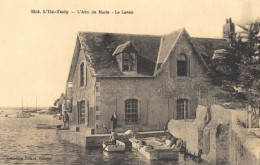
[
  {"xmin": 111, "ymin": 115, "xmax": 117, "ymax": 131},
  {"xmin": 171, "ymin": 137, "xmax": 178, "ymax": 145},
  {"xmin": 63, "ymin": 113, "xmax": 69, "ymax": 130},
  {"xmin": 111, "ymin": 134, "xmax": 117, "ymax": 144},
  {"xmin": 63, "ymin": 113, "xmax": 69, "ymax": 122}
]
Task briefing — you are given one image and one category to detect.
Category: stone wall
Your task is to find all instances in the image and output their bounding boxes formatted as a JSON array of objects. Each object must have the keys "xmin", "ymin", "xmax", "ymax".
[
  {"xmin": 95, "ymin": 33, "xmax": 217, "ymax": 133},
  {"xmin": 168, "ymin": 104, "xmax": 260, "ymax": 165},
  {"xmin": 229, "ymin": 112, "xmax": 260, "ymax": 165},
  {"xmin": 69, "ymin": 31, "xmax": 218, "ymax": 134},
  {"xmin": 70, "ymin": 49, "xmax": 96, "ymax": 129},
  {"xmin": 168, "ymin": 105, "xmax": 208, "ymax": 156}
]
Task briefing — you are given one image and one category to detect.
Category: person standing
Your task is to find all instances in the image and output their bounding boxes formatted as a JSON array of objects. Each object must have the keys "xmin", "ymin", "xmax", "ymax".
[
  {"xmin": 111, "ymin": 111, "xmax": 117, "ymax": 132},
  {"xmin": 63, "ymin": 111, "xmax": 69, "ymax": 130}
]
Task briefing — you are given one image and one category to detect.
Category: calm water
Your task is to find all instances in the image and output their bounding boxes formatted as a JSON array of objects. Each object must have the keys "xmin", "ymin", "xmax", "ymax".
[{"xmin": 0, "ymin": 110, "xmax": 209, "ymax": 165}]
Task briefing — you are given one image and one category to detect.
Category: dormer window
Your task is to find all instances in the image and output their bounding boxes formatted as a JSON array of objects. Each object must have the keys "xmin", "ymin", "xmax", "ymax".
[
  {"xmin": 123, "ymin": 53, "xmax": 136, "ymax": 71},
  {"xmin": 177, "ymin": 54, "xmax": 188, "ymax": 77},
  {"xmin": 177, "ymin": 60, "xmax": 187, "ymax": 76},
  {"xmin": 112, "ymin": 41, "xmax": 138, "ymax": 73}
]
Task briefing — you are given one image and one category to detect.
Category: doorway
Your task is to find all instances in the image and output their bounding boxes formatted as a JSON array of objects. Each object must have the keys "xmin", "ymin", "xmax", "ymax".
[{"xmin": 78, "ymin": 100, "xmax": 85, "ymax": 125}]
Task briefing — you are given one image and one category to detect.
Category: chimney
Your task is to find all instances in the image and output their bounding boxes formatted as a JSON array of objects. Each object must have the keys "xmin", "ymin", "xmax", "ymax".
[{"xmin": 223, "ymin": 17, "xmax": 236, "ymax": 40}]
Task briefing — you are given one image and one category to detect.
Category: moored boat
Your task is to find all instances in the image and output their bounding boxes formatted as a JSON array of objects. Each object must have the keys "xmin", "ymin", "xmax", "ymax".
[
  {"xmin": 37, "ymin": 110, "xmax": 46, "ymax": 114},
  {"xmin": 103, "ymin": 140, "xmax": 126, "ymax": 152},
  {"xmin": 8, "ymin": 112, "xmax": 31, "ymax": 118},
  {"xmin": 22, "ymin": 109, "xmax": 37, "ymax": 113},
  {"xmin": 129, "ymin": 137, "xmax": 182, "ymax": 160},
  {"xmin": 7, "ymin": 97, "xmax": 33, "ymax": 118}
]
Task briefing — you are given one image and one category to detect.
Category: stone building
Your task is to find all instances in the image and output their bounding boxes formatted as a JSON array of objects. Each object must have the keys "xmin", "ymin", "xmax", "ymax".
[{"xmin": 65, "ymin": 20, "xmax": 233, "ymax": 134}]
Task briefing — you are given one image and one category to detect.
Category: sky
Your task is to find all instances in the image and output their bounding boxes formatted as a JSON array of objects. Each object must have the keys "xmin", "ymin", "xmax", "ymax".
[{"xmin": 0, "ymin": 0, "xmax": 259, "ymax": 107}]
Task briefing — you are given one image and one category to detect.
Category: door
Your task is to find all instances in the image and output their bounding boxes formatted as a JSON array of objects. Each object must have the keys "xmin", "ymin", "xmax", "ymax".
[{"xmin": 78, "ymin": 100, "xmax": 85, "ymax": 124}]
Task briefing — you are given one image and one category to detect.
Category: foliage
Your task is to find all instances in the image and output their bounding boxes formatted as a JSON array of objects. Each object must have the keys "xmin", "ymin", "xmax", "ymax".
[
  {"xmin": 208, "ymin": 19, "xmax": 260, "ymax": 109},
  {"xmin": 53, "ymin": 93, "xmax": 65, "ymax": 106}
]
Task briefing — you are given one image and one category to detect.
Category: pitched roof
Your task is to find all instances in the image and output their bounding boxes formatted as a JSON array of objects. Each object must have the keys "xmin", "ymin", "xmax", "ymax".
[
  {"xmin": 112, "ymin": 41, "xmax": 139, "ymax": 56},
  {"xmin": 191, "ymin": 37, "xmax": 230, "ymax": 64},
  {"xmin": 79, "ymin": 32, "xmax": 161, "ymax": 62},
  {"xmin": 154, "ymin": 28, "xmax": 211, "ymax": 76},
  {"xmin": 77, "ymin": 32, "xmax": 161, "ymax": 77},
  {"xmin": 67, "ymin": 36, "xmax": 81, "ymax": 82},
  {"xmin": 157, "ymin": 28, "xmax": 183, "ymax": 64},
  {"xmin": 67, "ymin": 30, "xmax": 231, "ymax": 81},
  {"xmin": 112, "ymin": 41, "xmax": 131, "ymax": 56}
]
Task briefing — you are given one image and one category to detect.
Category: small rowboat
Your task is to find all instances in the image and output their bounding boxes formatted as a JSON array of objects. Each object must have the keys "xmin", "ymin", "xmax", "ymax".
[{"xmin": 103, "ymin": 140, "xmax": 126, "ymax": 152}]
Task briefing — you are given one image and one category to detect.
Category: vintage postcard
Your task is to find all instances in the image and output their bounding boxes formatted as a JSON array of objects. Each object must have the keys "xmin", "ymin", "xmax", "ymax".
[{"xmin": 0, "ymin": 0, "xmax": 259, "ymax": 164}]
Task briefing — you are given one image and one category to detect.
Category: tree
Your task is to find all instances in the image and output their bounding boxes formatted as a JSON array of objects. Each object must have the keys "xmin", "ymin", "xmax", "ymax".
[
  {"xmin": 208, "ymin": 19, "xmax": 260, "ymax": 127},
  {"xmin": 53, "ymin": 93, "xmax": 65, "ymax": 106}
]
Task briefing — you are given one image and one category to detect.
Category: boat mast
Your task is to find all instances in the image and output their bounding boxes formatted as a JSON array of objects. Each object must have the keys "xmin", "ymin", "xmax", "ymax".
[
  {"xmin": 36, "ymin": 96, "xmax": 37, "ymax": 111},
  {"xmin": 21, "ymin": 97, "xmax": 23, "ymax": 112}
]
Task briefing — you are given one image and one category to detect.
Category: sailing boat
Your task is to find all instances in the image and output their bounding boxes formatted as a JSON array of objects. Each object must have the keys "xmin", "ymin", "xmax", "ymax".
[
  {"xmin": 23, "ymin": 97, "xmax": 37, "ymax": 113},
  {"xmin": 8, "ymin": 98, "xmax": 31, "ymax": 118}
]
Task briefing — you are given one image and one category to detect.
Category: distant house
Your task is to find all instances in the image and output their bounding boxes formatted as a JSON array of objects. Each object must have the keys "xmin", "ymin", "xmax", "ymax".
[{"xmin": 65, "ymin": 19, "xmax": 234, "ymax": 134}]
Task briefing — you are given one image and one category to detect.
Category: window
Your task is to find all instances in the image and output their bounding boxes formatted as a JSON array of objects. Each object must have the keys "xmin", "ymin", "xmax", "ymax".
[
  {"xmin": 85, "ymin": 64, "xmax": 88, "ymax": 86},
  {"xmin": 177, "ymin": 61, "xmax": 187, "ymax": 76},
  {"xmin": 123, "ymin": 53, "xmax": 136, "ymax": 72},
  {"xmin": 177, "ymin": 54, "xmax": 188, "ymax": 76},
  {"xmin": 80, "ymin": 63, "xmax": 84, "ymax": 86},
  {"xmin": 176, "ymin": 99, "xmax": 189, "ymax": 119},
  {"xmin": 125, "ymin": 99, "xmax": 138, "ymax": 124}
]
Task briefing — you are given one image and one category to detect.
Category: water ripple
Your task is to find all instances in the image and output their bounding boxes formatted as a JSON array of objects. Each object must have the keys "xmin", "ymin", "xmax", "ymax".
[{"xmin": 0, "ymin": 112, "xmax": 209, "ymax": 165}]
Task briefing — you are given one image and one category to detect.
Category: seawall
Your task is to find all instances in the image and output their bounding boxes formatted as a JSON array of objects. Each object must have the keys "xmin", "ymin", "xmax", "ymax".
[
  {"xmin": 168, "ymin": 104, "xmax": 260, "ymax": 165},
  {"xmin": 56, "ymin": 129, "xmax": 165, "ymax": 148}
]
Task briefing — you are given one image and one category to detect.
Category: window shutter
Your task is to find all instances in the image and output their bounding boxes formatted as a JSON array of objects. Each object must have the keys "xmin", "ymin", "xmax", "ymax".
[
  {"xmin": 190, "ymin": 98, "xmax": 198, "ymax": 119},
  {"xmin": 88, "ymin": 104, "xmax": 94, "ymax": 127},
  {"xmin": 168, "ymin": 98, "xmax": 174, "ymax": 120},
  {"xmin": 76, "ymin": 101, "xmax": 79, "ymax": 125},
  {"xmin": 86, "ymin": 100, "xmax": 89, "ymax": 126},
  {"xmin": 72, "ymin": 101, "xmax": 77, "ymax": 125},
  {"xmin": 140, "ymin": 99, "xmax": 148, "ymax": 125},
  {"xmin": 173, "ymin": 98, "xmax": 178, "ymax": 119},
  {"xmin": 170, "ymin": 54, "xmax": 177, "ymax": 77},
  {"xmin": 116, "ymin": 98, "xmax": 125, "ymax": 126}
]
